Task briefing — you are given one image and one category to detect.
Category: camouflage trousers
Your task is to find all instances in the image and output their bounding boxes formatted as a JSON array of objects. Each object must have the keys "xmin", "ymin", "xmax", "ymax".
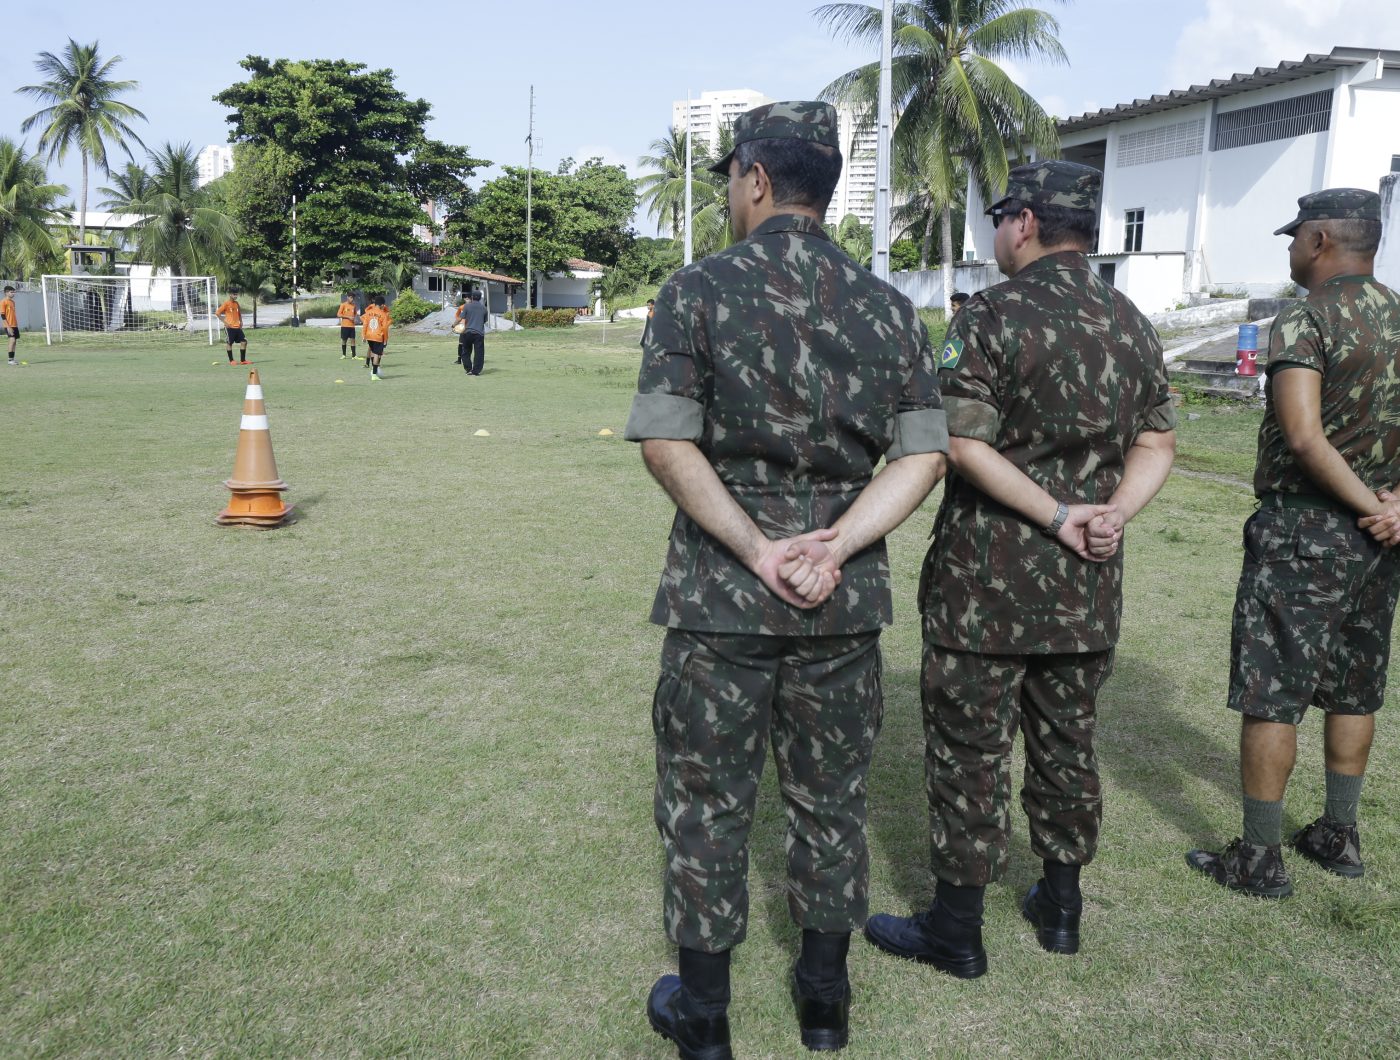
[
  {"xmin": 1229, "ymin": 506, "xmax": 1400, "ymax": 725},
  {"xmin": 651, "ymin": 627, "xmax": 883, "ymax": 953},
  {"xmin": 922, "ymin": 642, "xmax": 1114, "ymax": 887}
]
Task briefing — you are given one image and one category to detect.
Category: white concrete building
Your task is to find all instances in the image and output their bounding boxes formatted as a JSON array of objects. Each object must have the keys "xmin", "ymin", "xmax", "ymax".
[
  {"xmin": 825, "ymin": 103, "xmax": 878, "ymax": 227},
  {"xmin": 672, "ymin": 89, "xmax": 773, "ymax": 155},
  {"xmin": 961, "ymin": 47, "xmax": 1400, "ymax": 314},
  {"xmin": 196, "ymin": 144, "xmax": 235, "ymax": 188}
]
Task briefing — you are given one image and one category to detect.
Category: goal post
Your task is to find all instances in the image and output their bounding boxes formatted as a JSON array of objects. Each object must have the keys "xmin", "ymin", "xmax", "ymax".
[{"xmin": 41, "ymin": 274, "xmax": 218, "ymax": 345}]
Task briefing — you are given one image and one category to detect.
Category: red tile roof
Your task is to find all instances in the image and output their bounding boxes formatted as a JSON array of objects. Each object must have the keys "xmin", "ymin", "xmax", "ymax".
[{"xmin": 427, "ymin": 264, "xmax": 525, "ymax": 285}]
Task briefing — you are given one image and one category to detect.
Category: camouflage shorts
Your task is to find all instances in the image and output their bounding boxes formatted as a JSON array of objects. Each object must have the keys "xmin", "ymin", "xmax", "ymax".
[
  {"xmin": 1229, "ymin": 507, "xmax": 1400, "ymax": 724},
  {"xmin": 651, "ymin": 628, "xmax": 883, "ymax": 953},
  {"xmin": 922, "ymin": 643, "xmax": 1114, "ymax": 887}
]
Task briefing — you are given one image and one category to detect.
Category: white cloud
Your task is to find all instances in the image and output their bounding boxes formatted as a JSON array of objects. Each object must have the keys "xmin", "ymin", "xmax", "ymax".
[{"xmin": 1168, "ymin": 0, "xmax": 1400, "ymax": 88}]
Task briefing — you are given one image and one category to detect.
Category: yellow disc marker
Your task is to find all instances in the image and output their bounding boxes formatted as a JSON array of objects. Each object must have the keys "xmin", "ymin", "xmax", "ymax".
[
  {"xmin": 335, "ymin": 379, "xmax": 345, "ymax": 384},
  {"xmin": 473, "ymin": 429, "xmax": 491, "ymax": 437},
  {"xmin": 212, "ymin": 361, "xmax": 219, "ymax": 366},
  {"xmin": 598, "ymin": 428, "xmax": 614, "ymax": 437}
]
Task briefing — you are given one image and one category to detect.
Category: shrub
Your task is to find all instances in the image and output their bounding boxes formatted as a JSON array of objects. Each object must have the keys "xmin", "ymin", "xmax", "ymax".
[
  {"xmin": 504, "ymin": 308, "xmax": 577, "ymax": 328},
  {"xmin": 389, "ymin": 290, "xmax": 436, "ymax": 325}
]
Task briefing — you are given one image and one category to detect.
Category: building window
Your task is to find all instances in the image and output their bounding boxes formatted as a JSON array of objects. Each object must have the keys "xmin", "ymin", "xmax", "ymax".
[
  {"xmin": 427, "ymin": 275, "xmax": 444, "ymax": 293},
  {"xmin": 1211, "ymin": 89, "xmax": 1333, "ymax": 151},
  {"xmin": 1392, "ymin": 155, "xmax": 1400, "ymax": 173},
  {"xmin": 1124, "ymin": 209, "xmax": 1144, "ymax": 253},
  {"xmin": 1098, "ymin": 262, "xmax": 1117, "ymax": 287}
]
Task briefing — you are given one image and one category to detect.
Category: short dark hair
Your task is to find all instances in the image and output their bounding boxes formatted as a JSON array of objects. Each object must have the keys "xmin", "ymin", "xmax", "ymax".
[
  {"xmin": 1312, "ymin": 218, "xmax": 1382, "ymax": 256},
  {"xmin": 999, "ymin": 198, "xmax": 1097, "ymax": 250},
  {"xmin": 3, "ymin": 285, "xmax": 13, "ymax": 293},
  {"xmin": 471, "ymin": 290, "xmax": 482, "ymax": 301},
  {"xmin": 950, "ymin": 291, "xmax": 970, "ymax": 305},
  {"xmin": 734, "ymin": 137, "xmax": 843, "ymax": 213}
]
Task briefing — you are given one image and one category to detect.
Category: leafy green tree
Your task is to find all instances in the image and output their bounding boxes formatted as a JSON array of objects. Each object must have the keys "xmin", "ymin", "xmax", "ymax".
[
  {"xmin": 214, "ymin": 57, "xmax": 485, "ymax": 288},
  {"xmin": 127, "ymin": 143, "xmax": 236, "ymax": 275},
  {"xmin": 818, "ymin": 0, "xmax": 1065, "ymax": 310},
  {"xmin": 97, "ymin": 161, "xmax": 154, "ymax": 214},
  {"xmin": 17, "ymin": 39, "xmax": 147, "ymax": 246},
  {"xmin": 890, "ymin": 237, "xmax": 923, "ymax": 272},
  {"xmin": 686, "ymin": 123, "xmax": 735, "ymax": 259},
  {"xmin": 0, "ymin": 138, "xmax": 69, "ymax": 279},
  {"xmin": 445, "ymin": 158, "xmax": 636, "ymax": 281},
  {"xmin": 835, "ymin": 213, "xmax": 873, "ymax": 267}
]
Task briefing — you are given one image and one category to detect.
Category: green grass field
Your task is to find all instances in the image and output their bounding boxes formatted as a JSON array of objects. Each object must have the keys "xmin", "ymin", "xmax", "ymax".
[{"xmin": 3, "ymin": 324, "xmax": 1398, "ymax": 1056}]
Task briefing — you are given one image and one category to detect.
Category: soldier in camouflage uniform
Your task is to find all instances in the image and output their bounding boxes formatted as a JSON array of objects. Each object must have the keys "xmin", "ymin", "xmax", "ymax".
[
  {"xmin": 625, "ymin": 101, "xmax": 948, "ymax": 1056},
  {"xmin": 1188, "ymin": 189, "xmax": 1400, "ymax": 897},
  {"xmin": 863, "ymin": 161, "xmax": 1178, "ymax": 977}
]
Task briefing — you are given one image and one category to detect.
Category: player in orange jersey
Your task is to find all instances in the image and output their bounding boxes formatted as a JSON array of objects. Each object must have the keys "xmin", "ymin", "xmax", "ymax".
[{"xmin": 216, "ymin": 292, "xmax": 249, "ymax": 364}]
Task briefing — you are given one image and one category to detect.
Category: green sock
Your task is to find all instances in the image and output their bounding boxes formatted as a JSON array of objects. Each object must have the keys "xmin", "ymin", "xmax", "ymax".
[
  {"xmin": 1242, "ymin": 795, "xmax": 1283, "ymax": 847},
  {"xmin": 1324, "ymin": 770, "xmax": 1363, "ymax": 826}
]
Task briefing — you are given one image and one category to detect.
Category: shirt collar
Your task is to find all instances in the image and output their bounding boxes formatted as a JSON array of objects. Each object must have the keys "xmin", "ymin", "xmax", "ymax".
[
  {"xmin": 748, "ymin": 213, "xmax": 832, "ymax": 242},
  {"xmin": 1021, "ymin": 250, "xmax": 1091, "ymax": 276}
]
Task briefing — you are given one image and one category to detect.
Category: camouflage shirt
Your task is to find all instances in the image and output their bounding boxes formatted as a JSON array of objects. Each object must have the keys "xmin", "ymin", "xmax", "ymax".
[
  {"xmin": 1254, "ymin": 275, "xmax": 1400, "ymax": 497},
  {"xmin": 921, "ymin": 251, "xmax": 1177, "ymax": 654},
  {"xmin": 625, "ymin": 213, "xmax": 948, "ymax": 636}
]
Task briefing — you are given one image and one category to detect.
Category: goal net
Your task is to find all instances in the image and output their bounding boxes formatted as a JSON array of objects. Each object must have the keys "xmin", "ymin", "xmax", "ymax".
[{"xmin": 41, "ymin": 274, "xmax": 218, "ymax": 345}]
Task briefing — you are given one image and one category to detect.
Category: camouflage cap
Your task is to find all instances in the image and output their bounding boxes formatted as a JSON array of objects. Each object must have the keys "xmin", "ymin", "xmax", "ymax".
[
  {"xmin": 707, "ymin": 101, "xmax": 841, "ymax": 174},
  {"xmin": 1273, "ymin": 188, "xmax": 1382, "ymax": 236},
  {"xmin": 986, "ymin": 160, "xmax": 1101, "ymax": 215}
]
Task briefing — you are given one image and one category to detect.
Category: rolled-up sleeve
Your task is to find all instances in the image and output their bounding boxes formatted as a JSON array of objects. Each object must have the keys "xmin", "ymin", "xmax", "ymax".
[
  {"xmin": 624, "ymin": 273, "xmax": 709, "ymax": 442},
  {"xmin": 937, "ymin": 298, "xmax": 1002, "ymax": 443},
  {"xmin": 887, "ymin": 316, "xmax": 949, "ymax": 460},
  {"xmin": 1137, "ymin": 329, "xmax": 1179, "ymax": 435}
]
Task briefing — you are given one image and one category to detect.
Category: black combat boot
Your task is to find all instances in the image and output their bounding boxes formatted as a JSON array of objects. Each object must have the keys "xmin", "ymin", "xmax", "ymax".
[
  {"xmin": 793, "ymin": 930, "xmax": 850, "ymax": 1052},
  {"xmin": 647, "ymin": 947, "xmax": 733, "ymax": 1060},
  {"xmin": 863, "ymin": 881, "xmax": 987, "ymax": 979}
]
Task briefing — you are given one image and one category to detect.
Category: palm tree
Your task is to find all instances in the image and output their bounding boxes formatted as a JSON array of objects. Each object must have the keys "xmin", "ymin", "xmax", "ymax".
[
  {"xmin": 126, "ymin": 143, "xmax": 236, "ymax": 325},
  {"xmin": 17, "ymin": 39, "xmax": 147, "ymax": 248},
  {"xmin": 686, "ymin": 123, "xmax": 736, "ymax": 259},
  {"xmin": 817, "ymin": 1, "xmax": 1066, "ymax": 311},
  {"xmin": 835, "ymin": 214, "xmax": 873, "ymax": 267},
  {"xmin": 636, "ymin": 126, "xmax": 714, "ymax": 241},
  {"xmin": 97, "ymin": 161, "xmax": 153, "ymax": 214},
  {"xmin": 0, "ymin": 138, "xmax": 69, "ymax": 279}
]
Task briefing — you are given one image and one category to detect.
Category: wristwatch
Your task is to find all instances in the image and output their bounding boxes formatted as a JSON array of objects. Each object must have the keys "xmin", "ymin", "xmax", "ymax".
[{"xmin": 1043, "ymin": 501, "xmax": 1069, "ymax": 537}]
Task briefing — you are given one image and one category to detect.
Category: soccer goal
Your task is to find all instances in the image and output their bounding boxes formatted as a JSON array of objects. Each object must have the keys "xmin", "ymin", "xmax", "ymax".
[{"xmin": 41, "ymin": 274, "xmax": 218, "ymax": 345}]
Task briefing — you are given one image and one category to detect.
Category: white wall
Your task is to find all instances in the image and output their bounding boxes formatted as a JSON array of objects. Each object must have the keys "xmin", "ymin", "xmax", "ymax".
[
  {"xmin": 1326, "ymin": 67, "xmax": 1400, "ymax": 189},
  {"xmin": 1378, "ymin": 174, "xmax": 1400, "ymax": 293},
  {"xmin": 1095, "ymin": 104, "xmax": 1209, "ymax": 257}
]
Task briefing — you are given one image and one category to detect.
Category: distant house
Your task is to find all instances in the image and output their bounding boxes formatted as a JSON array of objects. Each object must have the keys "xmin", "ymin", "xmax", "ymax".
[
  {"xmin": 412, "ymin": 259, "xmax": 526, "ymax": 314},
  {"xmin": 955, "ymin": 46, "xmax": 1400, "ymax": 314},
  {"xmin": 537, "ymin": 258, "xmax": 605, "ymax": 315}
]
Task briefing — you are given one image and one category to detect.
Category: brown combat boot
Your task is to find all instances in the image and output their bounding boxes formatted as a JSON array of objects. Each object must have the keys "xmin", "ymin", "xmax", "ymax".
[
  {"xmin": 1185, "ymin": 837, "xmax": 1293, "ymax": 898},
  {"xmin": 1291, "ymin": 816, "xmax": 1364, "ymax": 878}
]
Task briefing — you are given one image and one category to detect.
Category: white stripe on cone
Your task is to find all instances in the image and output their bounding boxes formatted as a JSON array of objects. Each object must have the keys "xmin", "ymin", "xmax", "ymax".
[
  {"xmin": 240, "ymin": 415, "xmax": 270, "ymax": 430},
  {"xmin": 245, "ymin": 384, "xmax": 264, "ymax": 399}
]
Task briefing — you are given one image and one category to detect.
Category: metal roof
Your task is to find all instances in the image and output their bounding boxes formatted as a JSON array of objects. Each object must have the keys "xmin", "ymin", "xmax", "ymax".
[{"xmin": 1058, "ymin": 47, "xmax": 1400, "ymax": 136}]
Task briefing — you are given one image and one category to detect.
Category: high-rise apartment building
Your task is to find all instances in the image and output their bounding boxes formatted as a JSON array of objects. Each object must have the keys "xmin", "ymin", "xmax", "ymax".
[
  {"xmin": 824, "ymin": 104, "xmax": 878, "ymax": 227},
  {"xmin": 670, "ymin": 89, "xmax": 774, "ymax": 156},
  {"xmin": 196, "ymin": 145, "xmax": 235, "ymax": 187}
]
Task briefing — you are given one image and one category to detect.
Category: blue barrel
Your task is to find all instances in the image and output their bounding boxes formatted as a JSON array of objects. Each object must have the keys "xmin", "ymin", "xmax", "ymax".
[{"xmin": 1237, "ymin": 323, "xmax": 1259, "ymax": 351}]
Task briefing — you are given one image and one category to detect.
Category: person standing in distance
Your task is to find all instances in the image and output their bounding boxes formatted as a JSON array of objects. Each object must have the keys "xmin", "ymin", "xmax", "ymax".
[
  {"xmin": 2, "ymin": 286, "xmax": 18, "ymax": 365},
  {"xmin": 626, "ymin": 101, "xmax": 947, "ymax": 1057},
  {"xmin": 863, "ymin": 161, "xmax": 1177, "ymax": 976},
  {"xmin": 363, "ymin": 295, "xmax": 389, "ymax": 380},
  {"xmin": 217, "ymin": 291, "xmax": 249, "ymax": 364},
  {"xmin": 640, "ymin": 297, "xmax": 656, "ymax": 347},
  {"xmin": 337, "ymin": 293, "xmax": 359, "ymax": 359},
  {"xmin": 1188, "ymin": 189, "xmax": 1400, "ymax": 896},
  {"xmin": 457, "ymin": 289, "xmax": 488, "ymax": 376}
]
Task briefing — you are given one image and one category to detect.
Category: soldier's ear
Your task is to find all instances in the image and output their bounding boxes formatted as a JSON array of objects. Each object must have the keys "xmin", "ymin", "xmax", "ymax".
[{"xmin": 747, "ymin": 161, "xmax": 772, "ymax": 204}]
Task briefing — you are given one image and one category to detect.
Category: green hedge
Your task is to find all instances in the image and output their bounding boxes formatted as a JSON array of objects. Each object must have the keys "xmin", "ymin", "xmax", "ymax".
[
  {"xmin": 504, "ymin": 308, "xmax": 577, "ymax": 328},
  {"xmin": 390, "ymin": 291, "xmax": 436, "ymax": 325}
]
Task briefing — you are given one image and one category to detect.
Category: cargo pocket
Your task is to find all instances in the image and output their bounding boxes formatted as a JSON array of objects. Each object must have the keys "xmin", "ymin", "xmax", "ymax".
[{"xmin": 652, "ymin": 635, "xmax": 695, "ymax": 758}]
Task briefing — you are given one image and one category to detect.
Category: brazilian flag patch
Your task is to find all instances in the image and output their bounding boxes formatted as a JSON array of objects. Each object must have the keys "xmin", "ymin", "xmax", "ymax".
[{"xmin": 940, "ymin": 338, "xmax": 964, "ymax": 370}]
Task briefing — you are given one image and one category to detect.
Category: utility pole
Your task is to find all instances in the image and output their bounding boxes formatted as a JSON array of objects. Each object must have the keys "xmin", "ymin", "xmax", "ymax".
[
  {"xmin": 526, "ymin": 86, "xmax": 534, "ymax": 310},
  {"xmin": 683, "ymin": 89, "xmax": 693, "ymax": 266},
  {"xmin": 291, "ymin": 191, "xmax": 298, "ymax": 324},
  {"xmin": 872, "ymin": 0, "xmax": 894, "ymax": 282}
]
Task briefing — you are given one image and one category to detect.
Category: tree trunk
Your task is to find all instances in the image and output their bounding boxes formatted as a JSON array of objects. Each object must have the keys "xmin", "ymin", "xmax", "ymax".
[
  {"xmin": 79, "ymin": 154, "xmax": 89, "ymax": 247},
  {"xmin": 920, "ymin": 205, "xmax": 935, "ymax": 270},
  {"xmin": 940, "ymin": 204, "xmax": 955, "ymax": 316}
]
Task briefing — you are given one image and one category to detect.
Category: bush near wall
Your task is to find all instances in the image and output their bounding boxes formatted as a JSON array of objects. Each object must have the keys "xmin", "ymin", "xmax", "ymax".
[
  {"xmin": 504, "ymin": 308, "xmax": 577, "ymax": 328},
  {"xmin": 389, "ymin": 291, "xmax": 436, "ymax": 325}
]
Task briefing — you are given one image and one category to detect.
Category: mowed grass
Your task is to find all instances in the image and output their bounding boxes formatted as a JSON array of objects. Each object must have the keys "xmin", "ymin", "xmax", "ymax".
[{"xmin": 2, "ymin": 323, "xmax": 1398, "ymax": 1057}]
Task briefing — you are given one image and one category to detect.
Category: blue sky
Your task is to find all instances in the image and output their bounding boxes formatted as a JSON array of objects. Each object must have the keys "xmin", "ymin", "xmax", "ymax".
[{"xmin": 4, "ymin": 0, "xmax": 1398, "ymax": 235}]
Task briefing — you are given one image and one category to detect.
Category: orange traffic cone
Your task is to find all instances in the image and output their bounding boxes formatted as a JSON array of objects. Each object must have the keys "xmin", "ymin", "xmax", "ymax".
[{"xmin": 217, "ymin": 368, "xmax": 293, "ymax": 528}]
